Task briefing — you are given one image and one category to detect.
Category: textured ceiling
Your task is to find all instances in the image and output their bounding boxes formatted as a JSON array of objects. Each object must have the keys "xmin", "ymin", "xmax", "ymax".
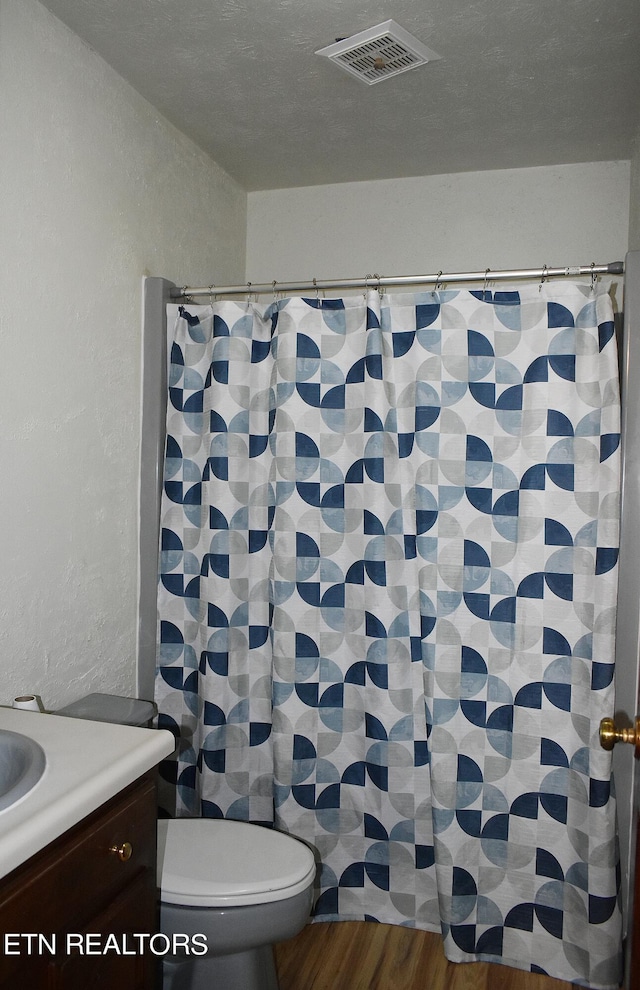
[{"xmin": 40, "ymin": 0, "xmax": 640, "ymax": 191}]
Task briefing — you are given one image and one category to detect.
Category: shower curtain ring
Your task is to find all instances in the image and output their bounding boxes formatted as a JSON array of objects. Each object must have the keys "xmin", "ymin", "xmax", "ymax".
[
  {"xmin": 590, "ymin": 262, "xmax": 598, "ymax": 292},
  {"xmin": 313, "ymin": 277, "xmax": 321, "ymax": 306},
  {"xmin": 483, "ymin": 268, "xmax": 491, "ymax": 299},
  {"xmin": 208, "ymin": 284, "xmax": 216, "ymax": 307},
  {"xmin": 539, "ymin": 265, "xmax": 548, "ymax": 293},
  {"xmin": 434, "ymin": 270, "xmax": 443, "ymax": 294}
]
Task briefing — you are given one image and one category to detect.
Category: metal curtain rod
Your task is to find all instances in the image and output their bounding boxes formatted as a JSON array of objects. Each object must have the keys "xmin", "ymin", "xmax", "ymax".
[{"xmin": 170, "ymin": 261, "xmax": 625, "ymax": 300}]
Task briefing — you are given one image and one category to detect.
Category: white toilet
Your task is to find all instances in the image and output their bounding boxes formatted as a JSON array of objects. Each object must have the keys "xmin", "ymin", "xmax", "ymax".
[
  {"xmin": 55, "ymin": 694, "xmax": 317, "ymax": 990},
  {"xmin": 158, "ymin": 818, "xmax": 316, "ymax": 990}
]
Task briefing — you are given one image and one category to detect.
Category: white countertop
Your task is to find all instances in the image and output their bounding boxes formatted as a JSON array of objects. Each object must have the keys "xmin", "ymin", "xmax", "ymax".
[{"xmin": 0, "ymin": 707, "xmax": 175, "ymax": 880}]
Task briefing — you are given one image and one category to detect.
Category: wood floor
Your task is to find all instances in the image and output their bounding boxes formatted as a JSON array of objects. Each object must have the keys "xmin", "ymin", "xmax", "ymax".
[{"xmin": 274, "ymin": 922, "xmax": 577, "ymax": 990}]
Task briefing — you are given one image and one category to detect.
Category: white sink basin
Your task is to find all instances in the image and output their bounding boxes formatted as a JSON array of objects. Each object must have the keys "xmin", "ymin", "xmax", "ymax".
[
  {"xmin": 0, "ymin": 708, "xmax": 174, "ymax": 881},
  {"xmin": 0, "ymin": 729, "xmax": 46, "ymax": 812}
]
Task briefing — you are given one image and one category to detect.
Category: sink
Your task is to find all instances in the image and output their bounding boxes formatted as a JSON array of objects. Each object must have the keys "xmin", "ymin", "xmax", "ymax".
[{"xmin": 0, "ymin": 729, "xmax": 46, "ymax": 812}]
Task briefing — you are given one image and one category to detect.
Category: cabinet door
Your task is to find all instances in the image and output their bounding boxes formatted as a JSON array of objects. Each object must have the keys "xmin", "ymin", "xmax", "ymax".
[
  {"xmin": 50, "ymin": 872, "xmax": 156, "ymax": 990},
  {"xmin": 0, "ymin": 774, "xmax": 158, "ymax": 990}
]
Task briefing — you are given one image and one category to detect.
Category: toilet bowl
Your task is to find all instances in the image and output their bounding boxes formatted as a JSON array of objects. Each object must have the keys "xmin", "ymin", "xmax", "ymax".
[{"xmin": 158, "ymin": 817, "xmax": 316, "ymax": 990}]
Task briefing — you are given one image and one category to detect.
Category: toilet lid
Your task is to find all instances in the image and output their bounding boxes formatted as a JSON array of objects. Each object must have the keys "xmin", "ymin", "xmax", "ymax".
[{"xmin": 157, "ymin": 818, "xmax": 316, "ymax": 907}]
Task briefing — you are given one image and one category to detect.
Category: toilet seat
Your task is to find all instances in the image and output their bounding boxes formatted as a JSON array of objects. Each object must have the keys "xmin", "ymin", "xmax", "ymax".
[{"xmin": 157, "ymin": 818, "xmax": 316, "ymax": 907}]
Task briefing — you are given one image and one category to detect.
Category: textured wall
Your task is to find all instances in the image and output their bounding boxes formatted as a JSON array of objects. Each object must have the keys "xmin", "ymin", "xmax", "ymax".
[
  {"xmin": 0, "ymin": 0, "xmax": 246, "ymax": 708},
  {"xmin": 246, "ymin": 162, "xmax": 630, "ymax": 283}
]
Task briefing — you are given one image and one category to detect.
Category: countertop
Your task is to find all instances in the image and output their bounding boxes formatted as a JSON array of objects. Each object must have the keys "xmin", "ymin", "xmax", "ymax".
[{"xmin": 0, "ymin": 706, "xmax": 174, "ymax": 881}]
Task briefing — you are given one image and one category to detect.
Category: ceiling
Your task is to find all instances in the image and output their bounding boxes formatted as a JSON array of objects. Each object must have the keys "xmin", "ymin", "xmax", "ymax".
[{"xmin": 40, "ymin": 0, "xmax": 640, "ymax": 192}]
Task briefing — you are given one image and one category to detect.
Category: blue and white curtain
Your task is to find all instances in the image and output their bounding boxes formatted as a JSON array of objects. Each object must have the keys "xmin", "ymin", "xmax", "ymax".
[{"xmin": 156, "ymin": 284, "xmax": 622, "ymax": 987}]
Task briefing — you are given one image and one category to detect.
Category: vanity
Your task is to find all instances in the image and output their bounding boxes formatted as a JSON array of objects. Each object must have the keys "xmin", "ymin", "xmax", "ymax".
[{"xmin": 0, "ymin": 707, "xmax": 174, "ymax": 988}]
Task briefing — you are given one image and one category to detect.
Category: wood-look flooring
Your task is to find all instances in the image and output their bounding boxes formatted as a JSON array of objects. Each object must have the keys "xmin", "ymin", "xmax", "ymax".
[{"xmin": 274, "ymin": 922, "xmax": 578, "ymax": 990}]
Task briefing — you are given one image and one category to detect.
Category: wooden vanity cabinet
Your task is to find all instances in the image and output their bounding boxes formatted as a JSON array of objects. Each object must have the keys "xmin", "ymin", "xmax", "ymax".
[{"xmin": 0, "ymin": 771, "xmax": 159, "ymax": 990}]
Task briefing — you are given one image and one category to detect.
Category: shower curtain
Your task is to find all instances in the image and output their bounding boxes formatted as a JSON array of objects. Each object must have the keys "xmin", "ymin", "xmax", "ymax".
[{"xmin": 156, "ymin": 283, "xmax": 622, "ymax": 987}]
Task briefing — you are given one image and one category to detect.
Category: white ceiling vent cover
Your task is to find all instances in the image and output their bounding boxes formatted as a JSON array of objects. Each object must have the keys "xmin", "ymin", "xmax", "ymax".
[{"xmin": 316, "ymin": 20, "xmax": 441, "ymax": 85}]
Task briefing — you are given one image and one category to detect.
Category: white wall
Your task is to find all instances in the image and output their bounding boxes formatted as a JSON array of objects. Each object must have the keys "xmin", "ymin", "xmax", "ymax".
[
  {"xmin": 246, "ymin": 162, "xmax": 630, "ymax": 283},
  {"xmin": 0, "ymin": 0, "xmax": 246, "ymax": 709}
]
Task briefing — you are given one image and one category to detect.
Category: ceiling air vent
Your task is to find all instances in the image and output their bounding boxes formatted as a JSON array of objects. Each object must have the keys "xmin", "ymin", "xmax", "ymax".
[{"xmin": 316, "ymin": 19, "xmax": 441, "ymax": 85}]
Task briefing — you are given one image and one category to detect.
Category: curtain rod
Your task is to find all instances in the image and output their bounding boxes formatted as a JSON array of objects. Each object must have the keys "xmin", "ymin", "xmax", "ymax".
[{"xmin": 170, "ymin": 261, "xmax": 625, "ymax": 300}]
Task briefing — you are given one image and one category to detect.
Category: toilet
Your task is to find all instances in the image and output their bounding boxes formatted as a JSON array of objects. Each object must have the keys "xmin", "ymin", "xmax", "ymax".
[
  {"xmin": 158, "ymin": 817, "xmax": 316, "ymax": 990},
  {"xmin": 56, "ymin": 693, "xmax": 317, "ymax": 990}
]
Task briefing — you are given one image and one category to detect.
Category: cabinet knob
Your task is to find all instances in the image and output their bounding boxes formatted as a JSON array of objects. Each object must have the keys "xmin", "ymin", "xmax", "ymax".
[
  {"xmin": 599, "ymin": 716, "xmax": 640, "ymax": 754},
  {"xmin": 109, "ymin": 841, "xmax": 133, "ymax": 862}
]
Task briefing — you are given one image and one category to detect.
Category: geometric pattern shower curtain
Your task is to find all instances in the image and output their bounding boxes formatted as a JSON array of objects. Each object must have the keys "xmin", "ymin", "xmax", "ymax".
[{"xmin": 156, "ymin": 283, "xmax": 622, "ymax": 987}]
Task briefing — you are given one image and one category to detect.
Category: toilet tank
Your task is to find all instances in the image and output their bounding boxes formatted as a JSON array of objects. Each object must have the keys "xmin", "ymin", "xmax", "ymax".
[{"xmin": 55, "ymin": 693, "xmax": 156, "ymax": 727}]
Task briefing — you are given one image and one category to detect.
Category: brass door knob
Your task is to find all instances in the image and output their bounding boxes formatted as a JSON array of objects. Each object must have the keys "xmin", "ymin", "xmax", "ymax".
[
  {"xmin": 109, "ymin": 841, "xmax": 133, "ymax": 862},
  {"xmin": 599, "ymin": 716, "xmax": 640, "ymax": 754}
]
